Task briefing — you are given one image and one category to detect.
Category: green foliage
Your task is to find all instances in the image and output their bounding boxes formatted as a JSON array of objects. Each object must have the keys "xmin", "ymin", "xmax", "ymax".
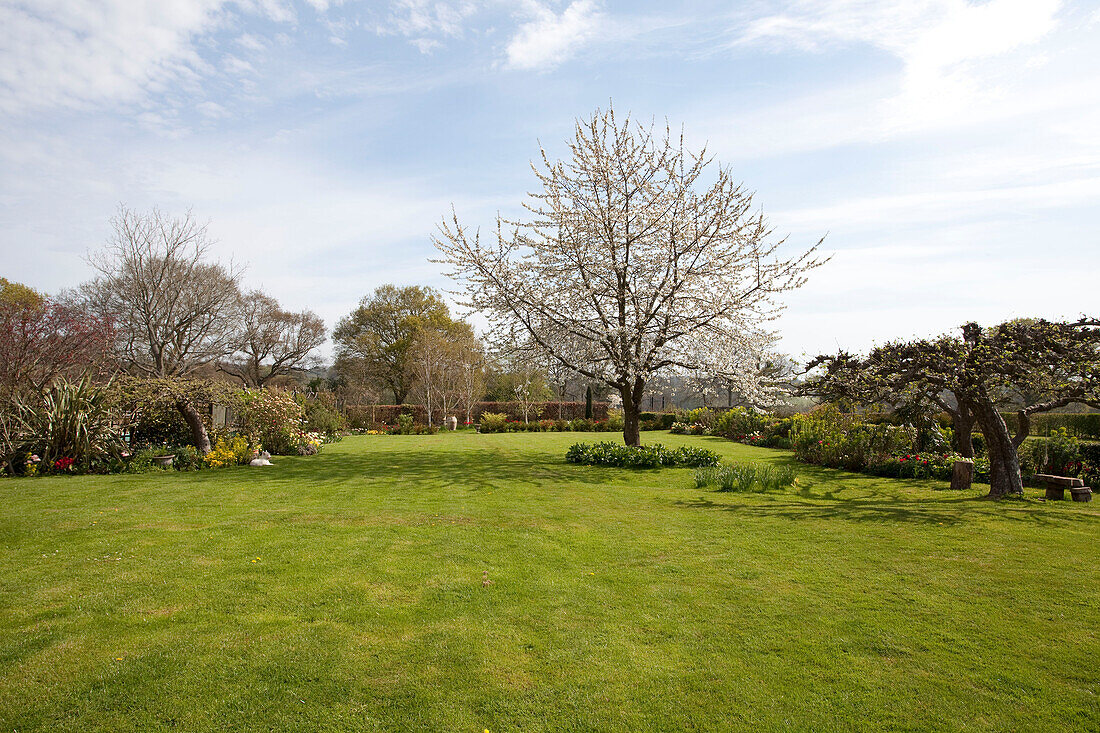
[
  {"xmin": 694, "ymin": 463, "xmax": 796, "ymax": 492},
  {"xmin": 124, "ymin": 448, "xmax": 165, "ymax": 474},
  {"xmin": 0, "ymin": 277, "xmax": 44, "ymax": 309},
  {"xmin": 15, "ymin": 377, "xmax": 124, "ymax": 473},
  {"xmin": 396, "ymin": 413, "xmax": 416, "ymax": 435},
  {"xmin": 1004, "ymin": 412, "xmax": 1100, "ymax": 440},
  {"xmin": 303, "ymin": 395, "xmax": 347, "ymax": 437},
  {"xmin": 333, "ymin": 284, "xmax": 468, "ymax": 403},
  {"xmin": 713, "ymin": 407, "xmax": 764, "ymax": 438},
  {"xmin": 683, "ymin": 407, "xmax": 715, "ymax": 428},
  {"xmin": 477, "ymin": 411, "xmax": 508, "ymax": 433},
  {"xmin": 864, "ymin": 452, "xmax": 989, "ymax": 482},
  {"xmin": 565, "ymin": 441, "xmax": 720, "ymax": 468},
  {"xmin": 606, "ymin": 409, "xmax": 624, "ymax": 431},
  {"xmin": 640, "ymin": 412, "xmax": 676, "ymax": 430},
  {"xmin": 790, "ymin": 405, "xmax": 917, "ymax": 471},
  {"xmin": 110, "ymin": 376, "xmax": 235, "ymax": 448},
  {"xmin": 172, "ymin": 445, "xmax": 203, "ymax": 471}
]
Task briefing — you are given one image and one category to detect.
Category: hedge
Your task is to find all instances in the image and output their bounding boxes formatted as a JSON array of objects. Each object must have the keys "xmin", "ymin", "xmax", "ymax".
[
  {"xmin": 1002, "ymin": 412, "xmax": 1100, "ymax": 440},
  {"xmin": 345, "ymin": 401, "xmax": 610, "ymax": 428}
]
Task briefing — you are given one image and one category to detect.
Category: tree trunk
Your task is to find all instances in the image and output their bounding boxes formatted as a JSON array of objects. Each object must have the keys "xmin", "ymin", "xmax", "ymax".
[
  {"xmin": 972, "ymin": 401, "xmax": 1023, "ymax": 498},
  {"xmin": 950, "ymin": 459, "xmax": 974, "ymax": 491},
  {"xmin": 585, "ymin": 385, "xmax": 593, "ymax": 419},
  {"xmin": 176, "ymin": 400, "xmax": 212, "ymax": 455},
  {"xmin": 620, "ymin": 377, "xmax": 645, "ymax": 447},
  {"xmin": 953, "ymin": 407, "xmax": 975, "ymax": 458}
]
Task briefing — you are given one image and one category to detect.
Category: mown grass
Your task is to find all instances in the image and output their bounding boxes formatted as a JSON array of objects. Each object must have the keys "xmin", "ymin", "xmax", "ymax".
[{"xmin": 1, "ymin": 432, "xmax": 1098, "ymax": 731}]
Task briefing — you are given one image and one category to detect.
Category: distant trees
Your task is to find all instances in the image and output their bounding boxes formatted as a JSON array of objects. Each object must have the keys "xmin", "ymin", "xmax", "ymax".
[
  {"xmin": 334, "ymin": 285, "xmax": 473, "ymax": 405},
  {"xmin": 434, "ymin": 106, "xmax": 824, "ymax": 445},
  {"xmin": 807, "ymin": 318, "xmax": 1100, "ymax": 499},
  {"xmin": 219, "ymin": 290, "xmax": 326, "ymax": 387}
]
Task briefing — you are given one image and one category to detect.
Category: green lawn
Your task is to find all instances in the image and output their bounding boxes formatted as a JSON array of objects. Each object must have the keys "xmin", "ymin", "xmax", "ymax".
[{"xmin": 1, "ymin": 432, "xmax": 1098, "ymax": 731}]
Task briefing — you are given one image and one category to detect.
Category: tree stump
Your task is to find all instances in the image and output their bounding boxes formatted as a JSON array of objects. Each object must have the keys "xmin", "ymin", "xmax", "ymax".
[{"xmin": 950, "ymin": 459, "xmax": 974, "ymax": 491}]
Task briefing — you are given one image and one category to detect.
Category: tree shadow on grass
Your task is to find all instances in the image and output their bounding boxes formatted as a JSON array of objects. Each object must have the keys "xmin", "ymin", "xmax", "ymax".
[
  {"xmin": 172, "ymin": 438, "xmax": 624, "ymax": 495},
  {"xmin": 675, "ymin": 485, "xmax": 1099, "ymax": 527}
]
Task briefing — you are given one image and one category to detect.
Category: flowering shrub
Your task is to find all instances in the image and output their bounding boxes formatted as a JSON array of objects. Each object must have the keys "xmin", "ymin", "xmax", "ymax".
[
  {"xmin": 863, "ymin": 452, "xmax": 989, "ymax": 481},
  {"xmin": 712, "ymin": 407, "xmax": 767, "ymax": 438},
  {"xmin": 204, "ymin": 435, "xmax": 253, "ymax": 468},
  {"xmin": 565, "ymin": 441, "xmax": 720, "ymax": 468},
  {"xmin": 296, "ymin": 431, "xmax": 327, "ymax": 455},
  {"xmin": 236, "ymin": 389, "xmax": 304, "ymax": 455},
  {"xmin": 790, "ymin": 405, "xmax": 917, "ymax": 471}
]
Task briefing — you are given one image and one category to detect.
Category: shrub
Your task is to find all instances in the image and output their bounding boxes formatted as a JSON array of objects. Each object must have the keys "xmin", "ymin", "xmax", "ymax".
[
  {"xmin": 303, "ymin": 396, "xmax": 346, "ymax": 437},
  {"xmin": 15, "ymin": 377, "xmax": 124, "ymax": 474},
  {"xmin": 125, "ymin": 447, "xmax": 166, "ymax": 473},
  {"xmin": 606, "ymin": 409, "xmax": 625, "ymax": 431},
  {"xmin": 478, "ymin": 412, "xmax": 509, "ymax": 433},
  {"xmin": 396, "ymin": 413, "xmax": 416, "ymax": 435},
  {"xmin": 205, "ymin": 435, "xmax": 253, "ymax": 468},
  {"xmin": 1003, "ymin": 412, "xmax": 1100, "ymax": 440},
  {"xmin": 565, "ymin": 441, "xmax": 720, "ymax": 468},
  {"xmin": 172, "ymin": 445, "xmax": 203, "ymax": 471},
  {"xmin": 683, "ymin": 407, "xmax": 715, "ymax": 429},
  {"xmin": 713, "ymin": 407, "xmax": 767, "ymax": 439},
  {"xmin": 237, "ymin": 389, "xmax": 303, "ymax": 455}
]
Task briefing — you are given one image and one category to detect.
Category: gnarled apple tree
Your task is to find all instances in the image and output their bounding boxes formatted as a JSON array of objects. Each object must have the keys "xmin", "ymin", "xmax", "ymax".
[{"xmin": 806, "ymin": 318, "xmax": 1100, "ymax": 499}]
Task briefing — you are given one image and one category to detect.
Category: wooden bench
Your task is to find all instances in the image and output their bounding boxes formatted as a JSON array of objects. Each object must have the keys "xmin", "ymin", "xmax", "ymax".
[{"xmin": 1034, "ymin": 474, "xmax": 1093, "ymax": 502}]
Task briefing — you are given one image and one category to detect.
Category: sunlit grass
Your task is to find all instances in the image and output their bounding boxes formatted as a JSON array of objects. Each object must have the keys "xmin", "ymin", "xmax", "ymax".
[{"xmin": 1, "ymin": 432, "xmax": 1097, "ymax": 731}]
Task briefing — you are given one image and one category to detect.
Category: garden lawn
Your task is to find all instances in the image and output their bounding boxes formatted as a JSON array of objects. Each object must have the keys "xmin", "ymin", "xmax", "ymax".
[{"xmin": 1, "ymin": 432, "xmax": 1098, "ymax": 732}]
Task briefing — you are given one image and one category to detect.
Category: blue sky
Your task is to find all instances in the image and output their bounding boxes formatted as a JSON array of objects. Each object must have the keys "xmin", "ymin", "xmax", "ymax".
[{"xmin": 1, "ymin": 0, "xmax": 1098, "ymax": 360}]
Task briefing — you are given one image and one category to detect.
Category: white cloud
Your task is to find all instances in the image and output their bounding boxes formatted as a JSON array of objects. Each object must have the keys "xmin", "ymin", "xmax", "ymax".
[
  {"xmin": 504, "ymin": 0, "xmax": 603, "ymax": 70},
  {"xmin": 0, "ymin": 0, "xmax": 295, "ymax": 116},
  {"xmin": 236, "ymin": 33, "xmax": 267, "ymax": 51},
  {"xmin": 411, "ymin": 38, "xmax": 442, "ymax": 54},
  {"xmin": 383, "ymin": 0, "xmax": 480, "ymax": 38},
  {"xmin": 772, "ymin": 176, "xmax": 1100, "ymax": 235},
  {"xmin": 196, "ymin": 101, "xmax": 230, "ymax": 118},
  {"xmin": 223, "ymin": 54, "xmax": 257, "ymax": 76},
  {"xmin": 731, "ymin": 0, "xmax": 1062, "ymax": 134}
]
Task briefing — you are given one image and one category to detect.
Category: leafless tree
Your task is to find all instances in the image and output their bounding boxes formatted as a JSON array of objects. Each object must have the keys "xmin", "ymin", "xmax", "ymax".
[
  {"xmin": 435, "ymin": 106, "xmax": 826, "ymax": 445},
  {"xmin": 84, "ymin": 206, "xmax": 244, "ymax": 453},
  {"xmin": 220, "ymin": 290, "xmax": 326, "ymax": 387},
  {"xmin": 410, "ymin": 324, "xmax": 481, "ymax": 427}
]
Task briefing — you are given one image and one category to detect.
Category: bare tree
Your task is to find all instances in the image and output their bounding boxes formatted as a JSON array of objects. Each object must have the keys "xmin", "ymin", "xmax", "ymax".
[
  {"xmin": 220, "ymin": 290, "xmax": 326, "ymax": 387},
  {"xmin": 409, "ymin": 323, "xmax": 481, "ymax": 427},
  {"xmin": 84, "ymin": 206, "xmax": 244, "ymax": 453},
  {"xmin": 457, "ymin": 346, "xmax": 487, "ymax": 425},
  {"xmin": 435, "ymin": 106, "xmax": 826, "ymax": 445}
]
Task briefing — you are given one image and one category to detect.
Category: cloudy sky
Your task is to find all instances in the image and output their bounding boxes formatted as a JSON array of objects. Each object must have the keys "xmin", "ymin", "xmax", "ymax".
[{"xmin": 1, "ymin": 0, "xmax": 1098, "ymax": 360}]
